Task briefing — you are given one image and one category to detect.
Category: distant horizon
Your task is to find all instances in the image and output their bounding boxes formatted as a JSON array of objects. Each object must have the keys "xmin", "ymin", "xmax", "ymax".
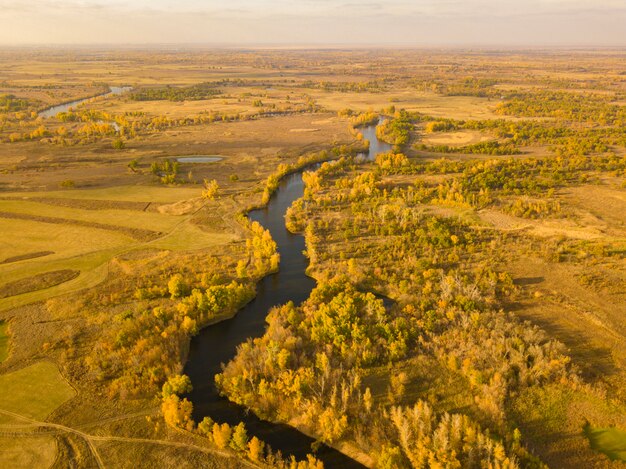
[
  {"xmin": 1, "ymin": 0, "xmax": 625, "ymax": 47},
  {"xmin": 1, "ymin": 43, "xmax": 626, "ymax": 50}
]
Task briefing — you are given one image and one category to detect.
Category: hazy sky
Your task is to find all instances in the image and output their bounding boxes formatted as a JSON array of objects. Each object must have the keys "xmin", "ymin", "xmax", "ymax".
[{"xmin": 1, "ymin": 0, "xmax": 625, "ymax": 46}]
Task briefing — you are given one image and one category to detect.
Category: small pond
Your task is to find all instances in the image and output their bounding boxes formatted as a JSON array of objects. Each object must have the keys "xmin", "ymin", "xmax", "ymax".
[{"xmin": 175, "ymin": 156, "xmax": 224, "ymax": 163}]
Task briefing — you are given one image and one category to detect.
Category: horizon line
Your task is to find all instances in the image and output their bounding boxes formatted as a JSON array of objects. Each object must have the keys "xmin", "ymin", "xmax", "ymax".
[{"xmin": 1, "ymin": 42, "xmax": 626, "ymax": 50}]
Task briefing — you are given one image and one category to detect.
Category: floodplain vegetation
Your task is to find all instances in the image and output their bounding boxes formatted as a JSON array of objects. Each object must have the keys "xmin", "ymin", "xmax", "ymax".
[{"xmin": 0, "ymin": 48, "xmax": 624, "ymax": 468}]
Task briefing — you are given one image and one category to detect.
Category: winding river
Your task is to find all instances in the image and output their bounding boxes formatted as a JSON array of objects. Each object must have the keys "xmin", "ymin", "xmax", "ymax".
[
  {"xmin": 184, "ymin": 123, "xmax": 391, "ymax": 466},
  {"xmin": 38, "ymin": 86, "xmax": 131, "ymax": 118}
]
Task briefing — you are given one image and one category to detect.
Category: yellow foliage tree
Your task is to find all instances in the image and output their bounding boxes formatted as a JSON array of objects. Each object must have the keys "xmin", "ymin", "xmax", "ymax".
[
  {"xmin": 202, "ymin": 178, "xmax": 219, "ymax": 199},
  {"xmin": 212, "ymin": 422, "xmax": 232, "ymax": 449},
  {"xmin": 247, "ymin": 436, "xmax": 264, "ymax": 461},
  {"xmin": 161, "ymin": 395, "xmax": 194, "ymax": 431}
]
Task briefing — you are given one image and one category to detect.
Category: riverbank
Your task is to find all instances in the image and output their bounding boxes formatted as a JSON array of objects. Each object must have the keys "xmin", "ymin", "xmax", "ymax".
[{"xmin": 184, "ymin": 122, "xmax": 388, "ymax": 466}]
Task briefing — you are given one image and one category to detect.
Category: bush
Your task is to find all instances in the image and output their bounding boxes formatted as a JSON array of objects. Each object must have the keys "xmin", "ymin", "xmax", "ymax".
[{"xmin": 112, "ymin": 138, "xmax": 125, "ymax": 149}]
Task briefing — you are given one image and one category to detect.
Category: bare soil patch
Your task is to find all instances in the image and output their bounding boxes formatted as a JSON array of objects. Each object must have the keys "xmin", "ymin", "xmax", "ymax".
[
  {"xmin": 2, "ymin": 197, "xmax": 151, "ymax": 212},
  {"xmin": 1, "ymin": 251, "xmax": 54, "ymax": 264},
  {"xmin": 0, "ymin": 270, "xmax": 80, "ymax": 299}
]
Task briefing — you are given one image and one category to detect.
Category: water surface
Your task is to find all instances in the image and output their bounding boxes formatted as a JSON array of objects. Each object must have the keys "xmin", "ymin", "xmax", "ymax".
[{"xmin": 176, "ymin": 156, "xmax": 224, "ymax": 163}]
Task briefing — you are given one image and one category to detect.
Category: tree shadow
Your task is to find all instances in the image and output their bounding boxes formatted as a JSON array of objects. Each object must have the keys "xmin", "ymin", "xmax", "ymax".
[{"xmin": 513, "ymin": 276, "xmax": 545, "ymax": 286}]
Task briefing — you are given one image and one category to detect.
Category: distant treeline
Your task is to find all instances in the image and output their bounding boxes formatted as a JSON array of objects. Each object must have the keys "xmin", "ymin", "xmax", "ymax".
[
  {"xmin": 0, "ymin": 94, "xmax": 31, "ymax": 112},
  {"xmin": 130, "ymin": 83, "xmax": 222, "ymax": 102}
]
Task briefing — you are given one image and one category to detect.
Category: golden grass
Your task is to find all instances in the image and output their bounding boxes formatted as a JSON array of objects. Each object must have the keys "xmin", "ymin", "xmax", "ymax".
[
  {"xmin": 0, "ymin": 269, "xmax": 79, "ymax": 299},
  {"xmin": 1, "ymin": 185, "xmax": 202, "ymax": 204},
  {"xmin": 97, "ymin": 96, "xmax": 254, "ymax": 120},
  {"xmin": 309, "ymin": 89, "xmax": 504, "ymax": 120},
  {"xmin": 147, "ymin": 220, "xmax": 235, "ymax": 251},
  {"xmin": 511, "ymin": 383, "xmax": 626, "ymax": 467},
  {"xmin": 0, "ymin": 199, "xmax": 183, "ymax": 233},
  {"xmin": 0, "ymin": 262, "xmax": 110, "ymax": 312},
  {"xmin": 0, "ymin": 361, "xmax": 75, "ymax": 420},
  {"xmin": 0, "ymin": 436, "xmax": 57, "ymax": 469},
  {"xmin": 421, "ymin": 130, "xmax": 495, "ymax": 146},
  {"xmin": 0, "ymin": 182, "xmax": 237, "ymax": 310},
  {"xmin": 0, "ymin": 321, "xmax": 9, "ymax": 363},
  {"xmin": 0, "ymin": 218, "xmax": 133, "ymax": 271}
]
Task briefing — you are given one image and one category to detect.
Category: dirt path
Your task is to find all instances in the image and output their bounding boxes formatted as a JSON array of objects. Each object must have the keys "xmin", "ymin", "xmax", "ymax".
[{"xmin": 0, "ymin": 408, "xmax": 258, "ymax": 469}]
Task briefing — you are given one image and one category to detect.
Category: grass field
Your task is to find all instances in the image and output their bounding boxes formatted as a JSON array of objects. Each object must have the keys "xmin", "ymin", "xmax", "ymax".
[
  {"xmin": 0, "ymin": 321, "xmax": 8, "ymax": 362},
  {"xmin": 0, "ymin": 361, "xmax": 75, "ymax": 420},
  {"xmin": 0, "ymin": 436, "xmax": 57, "ymax": 469},
  {"xmin": 310, "ymin": 89, "xmax": 504, "ymax": 119},
  {"xmin": 0, "ymin": 217, "xmax": 134, "ymax": 265},
  {"xmin": 420, "ymin": 130, "xmax": 495, "ymax": 146},
  {"xmin": 1, "ymin": 185, "xmax": 202, "ymax": 203},
  {"xmin": 0, "ymin": 184, "xmax": 237, "ymax": 311},
  {"xmin": 0, "ymin": 199, "xmax": 184, "ymax": 232},
  {"xmin": 585, "ymin": 426, "xmax": 626, "ymax": 462}
]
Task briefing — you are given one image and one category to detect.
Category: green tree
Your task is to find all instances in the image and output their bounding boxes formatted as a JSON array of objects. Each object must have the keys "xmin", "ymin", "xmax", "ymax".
[
  {"xmin": 198, "ymin": 416, "xmax": 214, "ymax": 437},
  {"xmin": 230, "ymin": 422, "xmax": 248, "ymax": 452},
  {"xmin": 168, "ymin": 274, "xmax": 187, "ymax": 299},
  {"xmin": 161, "ymin": 374, "xmax": 192, "ymax": 398}
]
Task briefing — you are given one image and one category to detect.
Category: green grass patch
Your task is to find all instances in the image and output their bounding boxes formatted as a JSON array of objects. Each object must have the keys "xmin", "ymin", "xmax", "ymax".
[
  {"xmin": 0, "ymin": 361, "xmax": 75, "ymax": 420},
  {"xmin": 0, "ymin": 185, "xmax": 201, "ymax": 203},
  {"xmin": 510, "ymin": 383, "xmax": 573, "ymax": 433},
  {"xmin": 585, "ymin": 425, "xmax": 626, "ymax": 462},
  {"xmin": 0, "ymin": 217, "xmax": 134, "ymax": 268},
  {"xmin": 0, "ymin": 257, "xmax": 111, "ymax": 313},
  {"xmin": 147, "ymin": 220, "xmax": 234, "ymax": 251},
  {"xmin": 0, "ymin": 321, "xmax": 9, "ymax": 363},
  {"xmin": 0, "ymin": 185, "xmax": 232, "ymax": 312},
  {"xmin": 0, "ymin": 199, "xmax": 182, "ymax": 233}
]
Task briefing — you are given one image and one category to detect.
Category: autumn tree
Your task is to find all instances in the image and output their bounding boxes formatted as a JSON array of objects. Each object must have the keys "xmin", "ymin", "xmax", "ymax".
[
  {"xmin": 212, "ymin": 422, "xmax": 232, "ymax": 449},
  {"xmin": 230, "ymin": 422, "xmax": 248, "ymax": 452},
  {"xmin": 161, "ymin": 374, "xmax": 192, "ymax": 398},
  {"xmin": 247, "ymin": 436, "xmax": 265, "ymax": 462},
  {"xmin": 161, "ymin": 395, "xmax": 194, "ymax": 431},
  {"xmin": 167, "ymin": 274, "xmax": 188, "ymax": 299},
  {"xmin": 202, "ymin": 178, "xmax": 219, "ymax": 199}
]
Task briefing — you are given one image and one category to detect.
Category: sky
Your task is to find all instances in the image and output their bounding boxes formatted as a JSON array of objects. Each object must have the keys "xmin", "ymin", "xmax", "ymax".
[{"xmin": 1, "ymin": 0, "xmax": 625, "ymax": 46}]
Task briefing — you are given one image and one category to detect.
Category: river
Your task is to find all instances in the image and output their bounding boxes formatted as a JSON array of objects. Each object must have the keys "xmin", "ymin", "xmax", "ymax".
[
  {"xmin": 184, "ymin": 122, "xmax": 391, "ymax": 466},
  {"xmin": 38, "ymin": 86, "xmax": 131, "ymax": 118}
]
